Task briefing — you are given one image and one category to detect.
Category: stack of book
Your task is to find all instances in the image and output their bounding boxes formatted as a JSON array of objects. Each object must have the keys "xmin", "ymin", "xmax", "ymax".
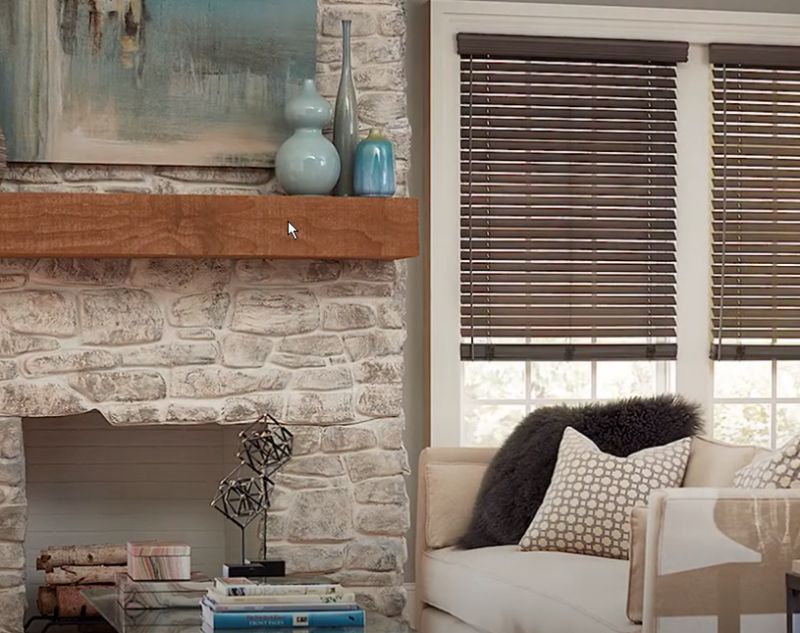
[{"xmin": 201, "ymin": 577, "xmax": 365, "ymax": 632}]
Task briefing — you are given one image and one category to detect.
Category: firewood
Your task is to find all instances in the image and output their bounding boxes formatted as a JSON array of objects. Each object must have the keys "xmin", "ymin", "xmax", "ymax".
[
  {"xmin": 55, "ymin": 585, "xmax": 102, "ymax": 617},
  {"xmin": 36, "ymin": 586, "xmax": 57, "ymax": 616},
  {"xmin": 45, "ymin": 565, "xmax": 127, "ymax": 585},
  {"xmin": 37, "ymin": 544, "xmax": 126, "ymax": 572},
  {"xmin": 37, "ymin": 584, "xmax": 105, "ymax": 617}
]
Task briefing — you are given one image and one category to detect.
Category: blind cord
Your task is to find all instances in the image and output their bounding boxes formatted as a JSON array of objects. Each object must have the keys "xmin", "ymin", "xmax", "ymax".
[
  {"xmin": 467, "ymin": 54, "xmax": 476, "ymax": 361},
  {"xmin": 716, "ymin": 64, "xmax": 729, "ymax": 361}
]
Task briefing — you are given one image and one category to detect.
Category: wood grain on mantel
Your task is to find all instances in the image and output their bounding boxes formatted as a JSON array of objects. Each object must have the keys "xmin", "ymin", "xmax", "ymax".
[{"xmin": 0, "ymin": 192, "xmax": 419, "ymax": 260}]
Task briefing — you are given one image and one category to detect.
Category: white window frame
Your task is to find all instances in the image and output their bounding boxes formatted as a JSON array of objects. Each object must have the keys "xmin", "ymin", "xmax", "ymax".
[{"xmin": 428, "ymin": 0, "xmax": 800, "ymax": 447}]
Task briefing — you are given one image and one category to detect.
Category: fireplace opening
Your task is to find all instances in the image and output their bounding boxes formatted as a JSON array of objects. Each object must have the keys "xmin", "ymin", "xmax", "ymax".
[{"xmin": 22, "ymin": 411, "xmax": 252, "ymax": 621}]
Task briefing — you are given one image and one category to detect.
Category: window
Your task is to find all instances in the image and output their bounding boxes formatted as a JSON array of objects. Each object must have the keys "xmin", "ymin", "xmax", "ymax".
[
  {"xmin": 430, "ymin": 3, "xmax": 800, "ymax": 447},
  {"xmin": 456, "ymin": 34, "xmax": 685, "ymax": 445},
  {"xmin": 462, "ymin": 360, "xmax": 674, "ymax": 446},
  {"xmin": 713, "ymin": 361, "xmax": 800, "ymax": 448},
  {"xmin": 710, "ymin": 44, "xmax": 800, "ymax": 449}
]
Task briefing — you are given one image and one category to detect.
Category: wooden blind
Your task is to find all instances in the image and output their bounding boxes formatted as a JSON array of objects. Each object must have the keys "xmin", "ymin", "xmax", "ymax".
[
  {"xmin": 459, "ymin": 34, "xmax": 688, "ymax": 361},
  {"xmin": 711, "ymin": 44, "xmax": 800, "ymax": 361}
]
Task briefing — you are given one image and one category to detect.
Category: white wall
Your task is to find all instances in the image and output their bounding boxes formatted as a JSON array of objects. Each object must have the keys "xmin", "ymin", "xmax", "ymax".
[{"xmin": 401, "ymin": 0, "xmax": 800, "ymax": 582}]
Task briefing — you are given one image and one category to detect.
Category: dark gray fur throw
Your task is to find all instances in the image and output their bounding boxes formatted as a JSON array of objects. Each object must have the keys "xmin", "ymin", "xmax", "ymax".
[{"xmin": 459, "ymin": 395, "xmax": 702, "ymax": 549}]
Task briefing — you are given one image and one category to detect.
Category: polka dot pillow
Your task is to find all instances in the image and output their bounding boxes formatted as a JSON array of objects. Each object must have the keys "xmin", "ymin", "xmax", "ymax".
[
  {"xmin": 519, "ymin": 427, "xmax": 691, "ymax": 559},
  {"xmin": 733, "ymin": 434, "xmax": 800, "ymax": 489}
]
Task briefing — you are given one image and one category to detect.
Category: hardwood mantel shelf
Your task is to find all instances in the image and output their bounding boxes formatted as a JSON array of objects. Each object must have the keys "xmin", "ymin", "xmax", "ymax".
[{"xmin": 0, "ymin": 192, "xmax": 419, "ymax": 260}]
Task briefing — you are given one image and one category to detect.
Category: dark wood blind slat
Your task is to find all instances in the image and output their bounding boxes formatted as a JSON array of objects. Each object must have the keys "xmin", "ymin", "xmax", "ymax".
[
  {"xmin": 462, "ymin": 217, "xmax": 676, "ymax": 230},
  {"xmin": 463, "ymin": 261, "xmax": 676, "ymax": 273},
  {"xmin": 463, "ymin": 273, "xmax": 676, "ymax": 285},
  {"xmin": 462, "ymin": 106, "xmax": 677, "ymax": 121},
  {"xmin": 466, "ymin": 294, "xmax": 676, "ymax": 306},
  {"xmin": 457, "ymin": 81, "xmax": 676, "ymax": 99},
  {"xmin": 463, "ymin": 71, "xmax": 677, "ymax": 88},
  {"xmin": 462, "ymin": 162, "xmax": 677, "ymax": 176},
  {"xmin": 462, "ymin": 327, "xmax": 676, "ymax": 338},
  {"xmin": 463, "ymin": 60, "xmax": 677, "ymax": 77},
  {"xmin": 462, "ymin": 116, "xmax": 677, "ymax": 132},
  {"xmin": 463, "ymin": 207, "xmax": 676, "ymax": 219},
  {"xmin": 463, "ymin": 305, "xmax": 676, "ymax": 317},
  {"xmin": 461, "ymin": 151, "xmax": 678, "ymax": 165},
  {"xmin": 711, "ymin": 68, "xmax": 800, "ymax": 81}
]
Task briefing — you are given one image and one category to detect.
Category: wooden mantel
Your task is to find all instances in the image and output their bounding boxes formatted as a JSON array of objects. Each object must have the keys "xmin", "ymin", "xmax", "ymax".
[{"xmin": 0, "ymin": 192, "xmax": 419, "ymax": 260}]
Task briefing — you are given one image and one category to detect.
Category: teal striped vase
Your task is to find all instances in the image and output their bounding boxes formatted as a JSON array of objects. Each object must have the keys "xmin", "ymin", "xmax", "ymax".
[{"xmin": 353, "ymin": 129, "xmax": 396, "ymax": 197}]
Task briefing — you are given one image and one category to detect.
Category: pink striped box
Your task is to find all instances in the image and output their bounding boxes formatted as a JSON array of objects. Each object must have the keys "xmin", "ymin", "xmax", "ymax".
[{"xmin": 126, "ymin": 542, "xmax": 191, "ymax": 581}]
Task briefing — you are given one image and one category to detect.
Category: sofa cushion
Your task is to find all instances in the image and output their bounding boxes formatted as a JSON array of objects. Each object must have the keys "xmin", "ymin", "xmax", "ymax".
[
  {"xmin": 519, "ymin": 428, "xmax": 691, "ymax": 559},
  {"xmin": 421, "ymin": 545, "xmax": 640, "ymax": 633},
  {"xmin": 683, "ymin": 436, "xmax": 762, "ymax": 487},
  {"xmin": 425, "ymin": 462, "xmax": 488, "ymax": 549},
  {"xmin": 734, "ymin": 434, "xmax": 800, "ymax": 489},
  {"xmin": 459, "ymin": 395, "xmax": 701, "ymax": 549}
]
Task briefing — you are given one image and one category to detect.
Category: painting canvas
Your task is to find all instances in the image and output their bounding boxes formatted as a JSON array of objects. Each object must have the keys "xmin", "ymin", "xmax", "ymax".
[{"xmin": 0, "ymin": 0, "xmax": 317, "ymax": 167}]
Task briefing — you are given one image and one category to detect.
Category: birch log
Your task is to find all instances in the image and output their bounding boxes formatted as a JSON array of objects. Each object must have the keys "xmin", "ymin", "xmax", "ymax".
[
  {"xmin": 37, "ymin": 544, "xmax": 127, "ymax": 572},
  {"xmin": 45, "ymin": 565, "xmax": 127, "ymax": 585}
]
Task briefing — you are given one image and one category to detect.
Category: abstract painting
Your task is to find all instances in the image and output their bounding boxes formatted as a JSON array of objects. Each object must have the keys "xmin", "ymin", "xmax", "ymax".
[{"xmin": 0, "ymin": 0, "xmax": 317, "ymax": 167}]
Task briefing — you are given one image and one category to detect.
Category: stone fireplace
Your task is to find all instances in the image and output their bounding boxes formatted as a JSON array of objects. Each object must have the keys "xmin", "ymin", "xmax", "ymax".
[
  {"xmin": 0, "ymin": 0, "xmax": 411, "ymax": 628},
  {"xmin": 0, "ymin": 252, "xmax": 411, "ymax": 627}
]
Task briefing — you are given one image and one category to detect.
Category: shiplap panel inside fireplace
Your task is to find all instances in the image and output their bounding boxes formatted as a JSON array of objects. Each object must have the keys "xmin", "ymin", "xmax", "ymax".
[{"xmin": 22, "ymin": 412, "xmax": 238, "ymax": 605}]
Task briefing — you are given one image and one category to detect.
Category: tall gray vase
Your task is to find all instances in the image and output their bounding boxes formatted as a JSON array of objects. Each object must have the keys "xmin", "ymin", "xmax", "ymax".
[{"xmin": 333, "ymin": 19, "xmax": 358, "ymax": 197}]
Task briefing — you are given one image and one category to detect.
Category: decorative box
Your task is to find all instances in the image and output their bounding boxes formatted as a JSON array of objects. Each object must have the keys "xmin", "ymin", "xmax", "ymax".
[
  {"xmin": 116, "ymin": 572, "xmax": 211, "ymax": 610},
  {"xmin": 127, "ymin": 542, "xmax": 191, "ymax": 581}
]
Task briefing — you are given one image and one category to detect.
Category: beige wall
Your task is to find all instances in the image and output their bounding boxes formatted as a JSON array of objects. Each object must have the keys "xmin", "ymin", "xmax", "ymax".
[{"xmin": 401, "ymin": 0, "xmax": 800, "ymax": 583}]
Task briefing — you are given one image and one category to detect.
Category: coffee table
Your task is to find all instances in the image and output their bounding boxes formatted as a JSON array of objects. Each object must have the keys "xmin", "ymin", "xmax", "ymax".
[
  {"xmin": 82, "ymin": 588, "xmax": 411, "ymax": 633},
  {"xmin": 788, "ymin": 572, "xmax": 800, "ymax": 632}
]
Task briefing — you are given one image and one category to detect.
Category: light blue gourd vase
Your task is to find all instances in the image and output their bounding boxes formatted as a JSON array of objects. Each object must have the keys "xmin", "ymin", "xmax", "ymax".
[
  {"xmin": 276, "ymin": 79, "xmax": 341, "ymax": 196},
  {"xmin": 354, "ymin": 129, "xmax": 396, "ymax": 197}
]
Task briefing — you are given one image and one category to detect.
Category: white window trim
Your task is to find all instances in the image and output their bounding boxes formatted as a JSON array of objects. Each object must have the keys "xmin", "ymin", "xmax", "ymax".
[{"xmin": 429, "ymin": 0, "xmax": 800, "ymax": 447}]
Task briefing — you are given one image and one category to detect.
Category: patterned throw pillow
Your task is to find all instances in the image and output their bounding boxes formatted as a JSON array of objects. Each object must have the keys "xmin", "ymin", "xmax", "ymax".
[
  {"xmin": 733, "ymin": 435, "xmax": 800, "ymax": 489},
  {"xmin": 519, "ymin": 427, "xmax": 691, "ymax": 559}
]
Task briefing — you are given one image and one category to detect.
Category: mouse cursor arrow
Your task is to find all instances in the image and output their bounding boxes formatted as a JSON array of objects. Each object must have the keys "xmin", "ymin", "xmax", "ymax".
[{"xmin": 287, "ymin": 222, "xmax": 299, "ymax": 240}]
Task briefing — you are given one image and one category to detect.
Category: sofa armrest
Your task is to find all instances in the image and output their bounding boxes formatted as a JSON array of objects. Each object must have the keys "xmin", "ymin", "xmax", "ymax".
[
  {"xmin": 415, "ymin": 447, "xmax": 495, "ymax": 629},
  {"xmin": 415, "ymin": 447, "xmax": 496, "ymax": 551},
  {"xmin": 642, "ymin": 487, "xmax": 800, "ymax": 633}
]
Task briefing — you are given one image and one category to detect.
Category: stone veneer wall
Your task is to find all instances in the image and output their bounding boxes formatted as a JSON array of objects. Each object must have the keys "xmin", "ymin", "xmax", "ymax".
[{"xmin": 0, "ymin": 1, "xmax": 410, "ymax": 630}]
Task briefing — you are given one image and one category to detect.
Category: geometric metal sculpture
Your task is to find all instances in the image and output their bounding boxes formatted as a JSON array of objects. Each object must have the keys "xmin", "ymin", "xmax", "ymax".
[{"xmin": 211, "ymin": 414, "xmax": 293, "ymax": 570}]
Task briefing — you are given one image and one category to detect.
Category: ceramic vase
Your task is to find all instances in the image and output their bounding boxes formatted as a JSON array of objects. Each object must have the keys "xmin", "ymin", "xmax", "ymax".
[
  {"xmin": 275, "ymin": 79, "xmax": 340, "ymax": 195},
  {"xmin": 333, "ymin": 19, "xmax": 358, "ymax": 197},
  {"xmin": 354, "ymin": 129, "xmax": 396, "ymax": 197}
]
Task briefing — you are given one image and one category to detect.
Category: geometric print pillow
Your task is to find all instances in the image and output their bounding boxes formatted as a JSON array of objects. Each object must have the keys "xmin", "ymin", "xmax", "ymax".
[
  {"xmin": 519, "ymin": 427, "xmax": 691, "ymax": 560},
  {"xmin": 733, "ymin": 434, "xmax": 800, "ymax": 489}
]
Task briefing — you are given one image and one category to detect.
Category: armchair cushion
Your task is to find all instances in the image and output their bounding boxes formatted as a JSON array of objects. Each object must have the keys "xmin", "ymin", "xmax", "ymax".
[
  {"xmin": 426, "ymin": 462, "xmax": 488, "ymax": 549},
  {"xmin": 422, "ymin": 546, "xmax": 638, "ymax": 633},
  {"xmin": 734, "ymin": 433, "xmax": 800, "ymax": 489},
  {"xmin": 683, "ymin": 436, "xmax": 765, "ymax": 487}
]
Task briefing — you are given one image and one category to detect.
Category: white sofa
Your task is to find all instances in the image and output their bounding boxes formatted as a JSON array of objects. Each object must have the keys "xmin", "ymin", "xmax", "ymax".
[{"xmin": 415, "ymin": 442, "xmax": 800, "ymax": 633}]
